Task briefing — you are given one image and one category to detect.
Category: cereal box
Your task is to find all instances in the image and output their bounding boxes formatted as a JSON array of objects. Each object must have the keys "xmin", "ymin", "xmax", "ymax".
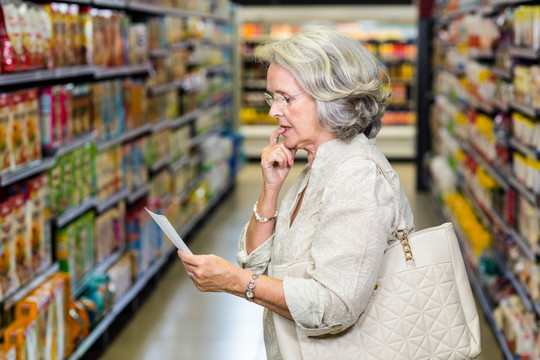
[
  {"xmin": 0, "ymin": 199, "xmax": 18, "ymax": 298},
  {"xmin": 12, "ymin": 193, "xmax": 32, "ymax": 284},
  {"xmin": 0, "ymin": 93, "xmax": 13, "ymax": 172}
]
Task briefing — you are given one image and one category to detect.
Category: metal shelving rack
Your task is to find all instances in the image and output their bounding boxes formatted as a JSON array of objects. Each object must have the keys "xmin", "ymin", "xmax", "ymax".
[
  {"xmin": 0, "ymin": 1, "xmax": 239, "ymax": 359},
  {"xmin": 426, "ymin": 1, "xmax": 540, "ymax": 358}
]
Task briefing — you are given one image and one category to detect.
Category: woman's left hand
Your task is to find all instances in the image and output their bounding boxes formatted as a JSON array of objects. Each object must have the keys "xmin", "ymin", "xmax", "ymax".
[{"xmin": 177, "ymin": 251, "xmax": 240, "ymax": 293}]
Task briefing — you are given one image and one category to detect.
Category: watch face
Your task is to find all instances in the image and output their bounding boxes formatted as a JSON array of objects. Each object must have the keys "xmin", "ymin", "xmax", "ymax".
[{"xmin": 245, "ymin": 289, "xmax": 254, "ymax": 300}]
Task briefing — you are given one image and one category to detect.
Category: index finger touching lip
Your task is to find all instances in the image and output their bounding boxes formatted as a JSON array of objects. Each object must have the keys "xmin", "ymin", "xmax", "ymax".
[{"xmin": 270, "ymin": 127, "xmax": 284, "ymax": 145}]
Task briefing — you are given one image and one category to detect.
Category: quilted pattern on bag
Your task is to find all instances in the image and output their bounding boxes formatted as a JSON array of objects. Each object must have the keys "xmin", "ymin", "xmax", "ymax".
[{"xmin": 296, "ymin": 262, "xmax": 480, "ymax": 360}]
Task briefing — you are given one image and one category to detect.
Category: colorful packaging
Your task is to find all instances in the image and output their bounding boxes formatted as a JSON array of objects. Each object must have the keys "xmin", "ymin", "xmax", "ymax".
[
  {"xmin": 16, "ymin": 289, "xmax": 54, "ymax": 360},
  {"xmin": 61, "ymin": 84, "xmax": 73, "ymax": 144},
  {"xmin": 26, "ymin": 89, "xmax": 41, "ymax": 162},
  {"xmin": 4, "ymin": 317, "xmax": 38, "ymax": 360},
  {"xmin": 36, "ymin": 4, "xmax": 53, "ymax": 69},
  {"xmin": 27, "ymin": 175, "xmax": 48, "ymax": 274},
  {"xmin": 0, "ymin": 2, "xmax": 24, "ymax": 73},
  {"xmin": 12, "ymin": 193, "xmax": 31, "ymax": 285},
  {"xmin": 10, "ymin": 92, "xmax": 27, "ymax": 167},
  {"xmin": 18, "ymin": 2, "xmax": 37, "ymax": 70},
  {"xmin": 72, "ymin": 84, "xmax": 91, "ymax": 138},
  {"xmin": 0, "ymin": 93, "xmax": 13, "ymax": 172},
  {"xmin": 0, "ymin": 199, "xmax": 17, "ymax": 298}
]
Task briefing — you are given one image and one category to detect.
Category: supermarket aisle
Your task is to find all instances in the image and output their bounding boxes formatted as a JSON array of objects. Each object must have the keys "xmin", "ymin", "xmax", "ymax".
[{"xmin": 100, "ymin": 161, "xmax": 503, "ymax": 360}]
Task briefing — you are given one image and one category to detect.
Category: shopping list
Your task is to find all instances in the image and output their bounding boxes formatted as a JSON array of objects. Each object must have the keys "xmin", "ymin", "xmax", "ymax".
[{"xmin": 145, "ymin": 208, "xmax": 192, "ymax": 254}]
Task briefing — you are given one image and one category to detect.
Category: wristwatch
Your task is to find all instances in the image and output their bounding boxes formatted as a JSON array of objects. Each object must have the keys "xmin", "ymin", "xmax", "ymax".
[{"xmin": 245, "ymin": 273, "xmax": 259, "ymax": 302}]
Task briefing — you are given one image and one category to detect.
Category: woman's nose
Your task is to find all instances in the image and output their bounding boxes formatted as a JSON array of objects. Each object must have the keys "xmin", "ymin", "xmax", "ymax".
[{"xmin": 269, "ymin": 102, "xmax": 283, "ymax": 118}]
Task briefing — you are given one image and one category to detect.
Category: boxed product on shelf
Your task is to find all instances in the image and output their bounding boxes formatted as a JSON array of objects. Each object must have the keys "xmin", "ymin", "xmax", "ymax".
[
  {"xmin": 128, "ymin": 23, "xmax": 148, "ymax": 66},
  {"xmin": 106, "ymin": 254, "xmax": 134, "ymax": 303},
  {"xmin": 11, "ymin": 193, "xmax": 32, "ymax": 285},
  {"xmin": 4, "ymin": 317, "xmax": 38, "ymax": 360},
  {"xmin": 512, "ymin": 112, "xmax": 540, "ymax": 151},
  {"xmin": 38, "ymin": 273, "xmax": 70, "ymax": 360},
  {"xmin": 96, "ymin": 145, "xmax": 124, "ymax": 201},
  {"xmin": 126, "ymin": 204, "xmax": 159, "ymax": 278},
  {"xmin": 15, "ymin": 287, "xmax": 55, "ymax": 360},
  {"xmin": 0, "ymin": 94, "xmax": 12, "ymax": 172},
  {"xmin": 517, "ymin": 196, "xmax": 540, "ymax": 253},
  {"xmin": 123, "ymin": 138, "xmax": 148, "ymax": 192},
  {"xmin": 39, "ymin": 85, "xmax": 74, "ymax": 151},
  {"xmin": 514, "ymin": 5, "xmax": 540, "ymax": 50},
  {"xmin": 28, "ymin": 175, "xmax": 50, "ymax": 274},
  {"xmin": 48, "ymin": 143, "xmax": 96, "ymax": 216},
  {"xmin": 494, "ymin": 295, "xmax": 536, "ymax": 358},
  {"xmin": 72, "ymin": 84, "xmax": 92, "ymax": 139},
  {"xmin": 56, "ymin": 211, "xmax": 95, "ymax": 292},
  {"xmin": 95, "ymin": 202, "xmax": 125, "ymax": 265},
  {"xmin": 91, "ymin": 10, "xmax": 126, "ymax": 68},
  {"xmin": 0, "ymin": 343, "xmax": 16, "ymax": 360},
  {"xmin": 92, "ymin": 80, "xmax": 125, "ymax": 142},
  {"xmin": 0, "ymin": 199, "xmax": 18, "ymax": 298},
  {"xmin": 513, "ymin": 152, "xmax": 540, "ymax": 193},
  {"xmin": 25, "ymin": 89, "xmax": 41, "ymax": 162},
  {"xmin": 10, "ymin": 92, "xmax": 28, "ymax": 167},
  {"xmin": 123, "ymin": 79, "xmax": 146, "ymax": 131}
]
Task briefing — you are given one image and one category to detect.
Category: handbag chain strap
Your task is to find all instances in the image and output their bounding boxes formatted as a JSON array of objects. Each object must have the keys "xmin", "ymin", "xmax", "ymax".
[
  {"xmin": 396, "ymin": 229, "xmax": 414, "ymax": 262},
  {"xmin": 361, "ymin": 153, "xmax": 414, "ymax": 263}
]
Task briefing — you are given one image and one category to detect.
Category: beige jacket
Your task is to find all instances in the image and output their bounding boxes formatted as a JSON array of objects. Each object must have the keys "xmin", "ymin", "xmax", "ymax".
[{"xmin": 237, "ymin": 133, "xmax": 415, "ymax": 360}]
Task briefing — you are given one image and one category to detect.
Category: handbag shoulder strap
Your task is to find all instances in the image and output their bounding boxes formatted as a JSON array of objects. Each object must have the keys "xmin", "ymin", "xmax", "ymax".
[{"xmin": 358, "ymin": 151, "xmax": 409, "ymax": 233}]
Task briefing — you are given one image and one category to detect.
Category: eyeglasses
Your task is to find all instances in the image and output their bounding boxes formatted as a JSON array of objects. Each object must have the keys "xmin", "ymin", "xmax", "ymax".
[{"xmin": 263, "ymin": 91, "xmax": 306, "ymax": 109}]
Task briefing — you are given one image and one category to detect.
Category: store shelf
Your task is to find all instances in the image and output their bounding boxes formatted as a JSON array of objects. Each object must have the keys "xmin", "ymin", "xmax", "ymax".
[
  {"xmin": 94, "ymin": 64, "xmax": 151, "ymax": 80},
  {"xmin": 509, "ymin": 100, "xmax": 539, "ymax": 119},
  {"xmin": 509, "ymin": 136, "xmax": 540, "ymax": 160},
  {"xmin": 67, "ymin": 182, "xmax": 233, "ymax": 360},
  {"xmin": 431, "ymin": 196, "xmax": 516, "ymax": 360},
  {"xmin": 1, "ymin": 263, "xmax": 60, "ymax": 311},
  {"xmin": 67, "ymin": 245, "xmax": 174, "ymax": 360},
  {"xmin": 150, "ymin": 155, "xmax": 170, "ymax": 173},
  {"xmin": 170, "ymin": 110, "xmax": 200, "ymax": 128},
  {"xmin": 463, "ymin": 256, "xmax": 516, "ymax": 360},
  {"xmin": 126, "ymin": 183, "xmax": 152, "ymax": 205},
  {"xmin": 72, "ymin": 249, "xmax": 125, "ymax": 299},
  {"xmin": 509, "ymin": 47, "xmax": 540, "ymax": 60},
  {"xmin": 507, "ymin": 175, "xmax": 540, "ymax": 208},
  {"xmin": 492, "ymin": 67, "xmax": 512, "ymax": 81},
  {"xmin": 170, "ymin": 155, "xmax": 190, "ymax": 173},
  {"xmin": 96, "ymin": 188, "xmax": 129, "ymax": 214},
  {"xmin": 49, "ymin": 132, "xmax": 98, "ymax": 158},
  {"xmin": 56, "ymin": 197, "xmax": 97, "ymax": 228},
  {"xmin": 92, "ymin": 0, "xmax": 126, "ymax": 8},
  {"xmin": 492, "ymin": 251, "xmax": 540, "ymax": 316},
  {"xmin": 97, "ymin": 124, "xmax": 153, "ymax": 152},
  {"xmin": 0, "ymin": 158, "xmax": 56, "ymax": 187},
  {"xmin": 458, "ymin": 139, "xmax": 510, "ymax": 191},
  {"xmin": 0, "ymin": 66, "xmax": 95, "ymax": 88},
  {"xmin": 148, "ymin": 79, "xmax": 184, "ymax": 97}
]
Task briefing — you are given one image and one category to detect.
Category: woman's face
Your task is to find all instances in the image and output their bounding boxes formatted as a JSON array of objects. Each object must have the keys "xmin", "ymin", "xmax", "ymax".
[{"xmin": 266, "ymin": 63, "xmax": 335, "ymax": 158}]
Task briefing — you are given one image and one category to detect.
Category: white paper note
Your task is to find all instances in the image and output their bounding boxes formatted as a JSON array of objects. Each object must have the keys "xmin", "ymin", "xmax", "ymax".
[{"xmin": 145, "ymin": 207, "xmax": 192, "ymax": 254}]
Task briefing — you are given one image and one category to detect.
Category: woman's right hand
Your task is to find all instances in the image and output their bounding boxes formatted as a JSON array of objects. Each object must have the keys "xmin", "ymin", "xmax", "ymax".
[{"xmin": 260, "ymin": 127, "xmax": 296, "ymax": 192}]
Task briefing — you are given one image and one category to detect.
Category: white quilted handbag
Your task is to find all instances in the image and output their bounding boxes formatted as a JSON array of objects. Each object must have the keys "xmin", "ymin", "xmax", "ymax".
[{"xmin": 273, "ymin": 222, "xmax": 482, "ymax": 359}]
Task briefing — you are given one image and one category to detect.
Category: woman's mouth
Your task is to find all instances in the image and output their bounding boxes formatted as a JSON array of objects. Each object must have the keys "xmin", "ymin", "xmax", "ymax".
[{"xmin": 280, "ymin": 126, "xmax": 292, "ymax": 133}]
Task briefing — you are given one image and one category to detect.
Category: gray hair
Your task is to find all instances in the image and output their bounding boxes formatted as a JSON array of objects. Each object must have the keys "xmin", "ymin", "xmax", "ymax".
[{"xmin": 257, "ymin": 26, "xmax": 390, "ymax": 140}]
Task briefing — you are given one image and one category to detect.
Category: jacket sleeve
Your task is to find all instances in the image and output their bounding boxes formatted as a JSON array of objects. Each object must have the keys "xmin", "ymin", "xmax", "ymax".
[
  {"xmin": 282, "ymin": 158, "xmax": 399, "ymax": 336},
  {"xmin": 236, "ymin": 222, "xmax": 274, "ymax": 274}
]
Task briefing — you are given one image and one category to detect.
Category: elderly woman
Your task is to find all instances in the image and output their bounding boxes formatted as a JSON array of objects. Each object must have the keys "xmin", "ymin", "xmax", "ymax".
[{"xmin": 179, "ymin": 26, "xmax": 414, "ymax": 359}]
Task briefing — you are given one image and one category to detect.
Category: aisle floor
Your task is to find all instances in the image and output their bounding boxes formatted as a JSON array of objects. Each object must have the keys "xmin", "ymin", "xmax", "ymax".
[{"xmin": 100, "ymin": 162, "xmax": 503, "ymax": 360}]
